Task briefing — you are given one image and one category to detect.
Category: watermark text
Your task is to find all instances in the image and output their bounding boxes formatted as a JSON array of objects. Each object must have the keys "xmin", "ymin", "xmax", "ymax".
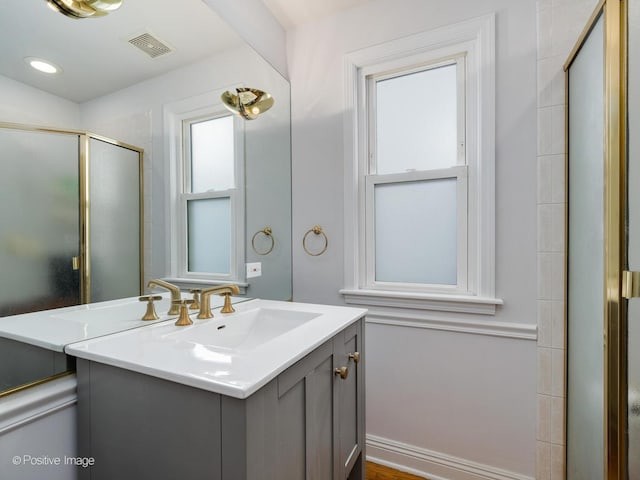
[{"xmin": 12, "ymin": 455, "xmax": 95, "ymax": 468}]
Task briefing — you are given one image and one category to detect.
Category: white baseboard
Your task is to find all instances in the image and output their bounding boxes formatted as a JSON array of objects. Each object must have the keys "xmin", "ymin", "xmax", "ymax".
[{"xmin": 366, "ymin": 434, "xmax": 534, "ymax": 480}]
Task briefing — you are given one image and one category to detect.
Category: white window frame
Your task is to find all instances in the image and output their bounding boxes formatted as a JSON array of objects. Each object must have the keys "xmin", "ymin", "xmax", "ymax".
[
  {"xmin": 164, "ymin": 90, "xmax": 246, "ymax": 286},
  {"xmin": 341, "ymin": 14, "xmax": 502, "ymax": 315}
]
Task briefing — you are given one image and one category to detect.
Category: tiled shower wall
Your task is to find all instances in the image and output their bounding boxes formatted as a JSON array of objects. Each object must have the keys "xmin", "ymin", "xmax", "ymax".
[{"xmin": 536, "ymin": 0, "xmax": 599, "ymax": 478}]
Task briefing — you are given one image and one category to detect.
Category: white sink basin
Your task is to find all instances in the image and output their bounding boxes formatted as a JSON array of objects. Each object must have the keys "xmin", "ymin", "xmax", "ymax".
[
  {"xmin": 66, "ymin": 299, "xmax": 367, "ymax": 398},
  {"xmin": 163, "ymin": 307, "xmax": 320, "ymax": 352}
]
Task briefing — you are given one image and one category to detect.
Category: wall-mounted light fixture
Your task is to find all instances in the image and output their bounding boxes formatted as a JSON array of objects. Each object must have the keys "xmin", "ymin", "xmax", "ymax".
[
  {"xmin": 46, "ymin": 0, "xmax": 123, "ymax": 19},
  {"xmin": 221, "ymin": 88, "xmax": 274, "ymax": 120}
]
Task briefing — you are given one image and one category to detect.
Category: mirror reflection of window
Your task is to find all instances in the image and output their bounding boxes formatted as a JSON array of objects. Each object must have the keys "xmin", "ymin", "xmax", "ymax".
[
  {"xmin": 190, "ymin": 116, "xmax": 235, "ymax": 193},
  {"xmin": 180, "ymin": 113, "xmax": 243, "ymax": 281}
]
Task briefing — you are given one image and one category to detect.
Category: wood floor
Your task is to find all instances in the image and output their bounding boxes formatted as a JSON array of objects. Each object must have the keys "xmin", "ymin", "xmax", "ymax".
[{"xmin": 366, "ymin": 461, "xmax": 428, "ymax": 480}]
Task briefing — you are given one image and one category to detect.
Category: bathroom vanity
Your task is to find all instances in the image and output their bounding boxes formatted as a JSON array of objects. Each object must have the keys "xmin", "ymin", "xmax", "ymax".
[{"xmin": 66, "ymin": 299, "xmax": 366, "ymax": 480}]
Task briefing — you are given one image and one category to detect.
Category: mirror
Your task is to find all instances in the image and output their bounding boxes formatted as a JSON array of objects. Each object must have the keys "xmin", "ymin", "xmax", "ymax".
[{"xmin": 0, "ymin": 0, "xmax": 292, "ymax": 394}]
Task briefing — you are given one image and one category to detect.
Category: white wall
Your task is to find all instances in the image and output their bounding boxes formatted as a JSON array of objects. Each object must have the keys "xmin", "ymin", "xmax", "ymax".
[
  {"xmin": 0, "ymin": 74, "xmax": 79, "ymax": 129},
  {"xmin": 287, "ymin": 0, "xmax": 538, "ymax": 478}
]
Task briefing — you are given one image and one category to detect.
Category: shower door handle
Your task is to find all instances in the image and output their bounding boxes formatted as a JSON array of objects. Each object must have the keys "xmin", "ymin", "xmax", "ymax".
[{"xmin": 622, "ymin": 270, "xmax": 640, "ymax": 299}]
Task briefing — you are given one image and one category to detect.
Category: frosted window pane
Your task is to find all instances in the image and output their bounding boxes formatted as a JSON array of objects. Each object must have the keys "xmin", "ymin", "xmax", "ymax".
[
  {"xmin": 190, "ymin": 116, "xmax": 234, "ymax": 193},
  {"xmin": 90, "ymin": 139, "xmax": 140, "ymax": 302},
  {"xmin": 376, "ymin": 64, "xmax": 457, "ymax": 174},
  {"xmin": 188, "ymin": 198, "xmax": 231, "ymax": 274},
  {"xmin": 374, "ymin": 179, "xmax": 457, "ymax": 284}
]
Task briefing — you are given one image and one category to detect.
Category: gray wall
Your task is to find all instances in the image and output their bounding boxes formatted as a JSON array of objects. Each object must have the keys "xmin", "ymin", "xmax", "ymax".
[{"xmin": 288, "ymin": 0, "xmax": 538, "ymax": 477}]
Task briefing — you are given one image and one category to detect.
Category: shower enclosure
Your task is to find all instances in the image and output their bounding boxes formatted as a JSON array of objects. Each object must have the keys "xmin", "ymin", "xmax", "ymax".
[
  {"xmin": 566, "ymin": 0, "xmax": 639, "ymax": 478},
  {"xmin": 0, "ymin": 122, "xmax": 143, "ymax": 316}
]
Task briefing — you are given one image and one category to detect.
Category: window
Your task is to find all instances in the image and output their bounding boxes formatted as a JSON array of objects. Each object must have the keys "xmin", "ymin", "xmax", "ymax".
[
  {"xmin": 366, "ymin": 60, "xmax": 467, "ymax": 293},
  {"xmin": 341, "ymin": 15, "xmax": 500, "ymax": 314},
  {"xmin": 177, "ymin": 112, "xmax": 244, "ymax": 282}
]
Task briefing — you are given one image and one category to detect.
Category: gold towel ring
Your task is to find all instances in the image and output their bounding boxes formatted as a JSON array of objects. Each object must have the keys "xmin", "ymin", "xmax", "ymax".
[
  {"xmin": 303, "ymin": 225, "xmax": 328, "ymax": 256},
  {"xmin": 251, "ymin": 227, "xmax": 275, "ymax": 255}
]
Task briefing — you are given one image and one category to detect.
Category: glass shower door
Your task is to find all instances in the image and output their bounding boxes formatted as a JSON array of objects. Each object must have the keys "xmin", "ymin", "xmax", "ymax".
[
  {"xmin": 0, "ymin": 128, "xmax": 80, "ymax": 315},
  {"xmin": 566, "ymin": 13, "xmax": 605, "ymax": 480},
  {"xmin": 626, "ymin": 0, "xmax": 640, "ymax": 475},
  {"xmin": 87, "ymin": 137, "xmax": 142, "ymax": 303}
]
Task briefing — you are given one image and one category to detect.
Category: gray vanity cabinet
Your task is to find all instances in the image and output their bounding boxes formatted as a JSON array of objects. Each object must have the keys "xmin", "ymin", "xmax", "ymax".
[{"xmin": 76, "ymin": 318, "xmax": 364, "ymax": 480}]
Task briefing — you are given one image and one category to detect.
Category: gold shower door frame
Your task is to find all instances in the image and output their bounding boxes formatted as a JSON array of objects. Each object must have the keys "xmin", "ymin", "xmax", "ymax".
[
  {"xmin": 564, "ymin": 0, "xmax": 627, "ymax": 478},
  {"xmin": 0, "ymin": 121, "xmax": 145, "ymax": 305}
]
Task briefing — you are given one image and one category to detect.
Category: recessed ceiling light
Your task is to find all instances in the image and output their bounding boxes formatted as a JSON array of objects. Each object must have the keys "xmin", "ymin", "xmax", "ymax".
[{"xmin": 24, "ymin": 57, "xmax": 61, "ymax": 74}]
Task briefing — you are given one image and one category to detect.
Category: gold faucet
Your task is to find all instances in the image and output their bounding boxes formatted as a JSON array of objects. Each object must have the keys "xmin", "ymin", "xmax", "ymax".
[
  {"xmin": 147, "ymin": 279, "xmax": 182, "ymax": 315},
  {"xmin": 197, "ymin": 285, "xmax": 240, "ymax": 319}
]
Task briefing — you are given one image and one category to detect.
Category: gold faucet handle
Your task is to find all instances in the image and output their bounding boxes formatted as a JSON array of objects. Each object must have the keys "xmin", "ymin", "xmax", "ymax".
[
  {"xmin": 220, "ymin": 292, "xmax": 235, "ymax": 314},
  {"xmin": 172, "ymin": 299, "xmax": 194, "ymax": 326},
  {"xmin": 138, "ymin": 295, "xmax": 163, "ymax": 321},
  {"xmin": 189, "ymin": 289, "xmax": 202, "ymax": 310}
]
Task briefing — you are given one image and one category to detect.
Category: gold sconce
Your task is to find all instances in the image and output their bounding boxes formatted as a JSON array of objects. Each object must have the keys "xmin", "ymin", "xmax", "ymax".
[
  {"xmin": 221, "ymin": 88, "xmax": 274, "ymax": 120},
  {"xmin": 46, "ymin": 0, "xmax": 123, "ymax": 19}
]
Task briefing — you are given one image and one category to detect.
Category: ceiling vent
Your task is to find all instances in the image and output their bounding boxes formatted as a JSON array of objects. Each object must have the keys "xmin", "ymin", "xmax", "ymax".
[{"xmin": 127, "ymin": 32, "xmax": 173, "ymax": 58}]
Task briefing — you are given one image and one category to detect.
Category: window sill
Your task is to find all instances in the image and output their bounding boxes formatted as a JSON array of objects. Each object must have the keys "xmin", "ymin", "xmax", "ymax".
[{"xmin": 339, "ymin": 288, "xmax": 503, "ymax": 315}]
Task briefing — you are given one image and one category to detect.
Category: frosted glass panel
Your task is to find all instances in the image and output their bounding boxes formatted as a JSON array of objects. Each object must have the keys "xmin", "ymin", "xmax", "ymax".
[
  {"xmin": 627, "ymin": 0, "xmax": 640, "ymax": 475},
  {"xmin": 89, "ymin": 139, "xmax": 140, "ymax": 303},
  {"xmin": 188, "ymin": 198, "xmax": 231, "ymax": 274},
  {"xmin": 190, "ymin": 116, "xmax": 235, "ymax": 193},
  {"xmin": 376, "ymin": 64, "xmax": 457, "ymax": 174},
  {"xmin": 0, "ymin": 129, "xmax": 80, "ymax": 316},
  {"xmin": 374, "ymin": 178, "xmax": 456, "ymax": 284},
  {"xmin": 566, "ymin": 15, "xmax": 604, "ymax": 480}
]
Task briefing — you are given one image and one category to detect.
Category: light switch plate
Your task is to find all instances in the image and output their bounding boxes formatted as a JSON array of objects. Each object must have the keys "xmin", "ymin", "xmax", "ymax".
[{"xmin": 246, "ymin": 262, "xmax": 262, "ymax": 278}]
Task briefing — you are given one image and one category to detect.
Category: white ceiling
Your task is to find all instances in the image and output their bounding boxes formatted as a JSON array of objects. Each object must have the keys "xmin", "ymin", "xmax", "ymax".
[
  {"xmin": 0, "ymin": 0, "xmax": 372, "ymax": 104},
  {"xmin": 0, "ymin": 0, "xmax": 243, "ymax": 103},
  {"xmin": 261, "ymin": 0, "xmax": 374, "ymax": 28}
]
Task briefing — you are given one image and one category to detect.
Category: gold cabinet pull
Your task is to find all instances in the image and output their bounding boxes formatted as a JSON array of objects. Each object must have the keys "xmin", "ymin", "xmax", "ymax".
[
  {"xmin": 72, "ymin": 256, "xmax": 80, "ymax": 271},
  {"xmin": 348, "ymin": 352, "xmax": 361, "ymax": 364},
  {"xmin": 334, "ymin": 366, "xmax": 349, "ymax": 380}
]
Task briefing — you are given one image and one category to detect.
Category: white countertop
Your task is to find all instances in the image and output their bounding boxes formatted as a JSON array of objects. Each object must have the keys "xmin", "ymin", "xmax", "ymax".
[
  {"xmin": 65, "ymin": 299, "xmax": 366, "ymax": 399},
  {"xmin": 0, "ymin": 293, "xmax": 234, "ymax": 352}
]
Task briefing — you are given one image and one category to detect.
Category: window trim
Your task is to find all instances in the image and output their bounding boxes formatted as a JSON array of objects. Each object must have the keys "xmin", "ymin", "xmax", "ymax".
[{"xmin": 341, "ymin": 14, "xmax": 501, "ymax": 315}]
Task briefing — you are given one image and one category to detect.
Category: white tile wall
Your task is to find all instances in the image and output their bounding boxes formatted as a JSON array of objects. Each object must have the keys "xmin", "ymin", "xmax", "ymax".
[{"xmin": 536, "ymin": 0, "xmax": 599, "ymax": 478}]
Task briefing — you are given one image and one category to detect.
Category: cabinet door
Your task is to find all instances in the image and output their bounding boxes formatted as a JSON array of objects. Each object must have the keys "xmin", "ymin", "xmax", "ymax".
[
  {"xmin": 275, "ymin": 340, "xmax": 336, "ymax": 480},
  {"xmin": 334, "ymin": 320, "xmax": 364, "ymax": 479}
]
